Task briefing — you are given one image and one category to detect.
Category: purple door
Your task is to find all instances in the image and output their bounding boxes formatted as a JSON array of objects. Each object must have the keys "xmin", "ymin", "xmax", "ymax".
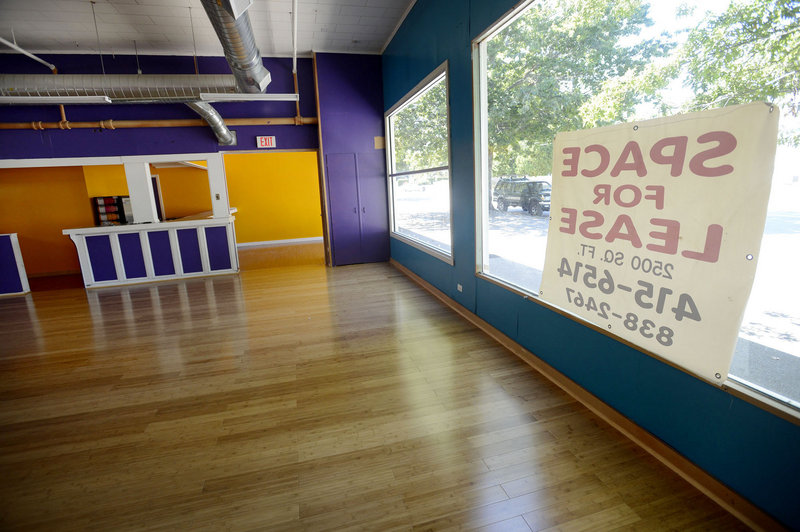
[
  {"xmin": 356, "ymin": 151, "xmax": 389, "ymax": 263},
  {"xmin": 326, "ymin": 153, "xmax": 362, "ymax": 265}
]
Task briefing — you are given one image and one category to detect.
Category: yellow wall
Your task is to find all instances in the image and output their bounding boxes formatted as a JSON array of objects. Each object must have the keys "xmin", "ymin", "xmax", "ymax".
[
  {"xmin": 83, "ymin": 165, "xmax": 128, "ymax": 197},
  {"xmin": 224, "ymin": 152, "xmax": 322, "ymax": 243},
  {"xmin": 84, "ymin": 164, "xmax": 212, "ymax": 220},
  {"xmin": 0, "ymin": 167, "xmax": 94, "ymax": 276},
  {"xmin": 156, "ymin": 166, "xmax": 212, "ymax": 220}
]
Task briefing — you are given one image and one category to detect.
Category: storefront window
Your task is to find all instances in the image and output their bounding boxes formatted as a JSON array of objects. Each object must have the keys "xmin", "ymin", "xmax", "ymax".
[
  {"xmin": 474, "ymin": 0, "xmax": 799, "ymax": 407},
  {"xmin": 386, "ymin": 63, "xmax": 452, "ymax": 259}
]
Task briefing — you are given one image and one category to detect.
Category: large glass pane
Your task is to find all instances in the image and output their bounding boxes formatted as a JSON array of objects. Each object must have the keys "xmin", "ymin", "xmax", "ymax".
[
  {"xmin": 485, "ymin": 177, "xmax": 551, "ymax": 290},
  {"xmin": 730, "ymin": 141, "xmax": 800, "ymax": 407},
  {"xmin": 482, "ymin": 0, "xmax": 671, "ymax": 293},
  {"xmin": 389, "ymin": 77, "xmax": 449, "ymax": 174},
  {"xmin": 391, "ymin": 169, "xmax": 451, "ymax": 254},
  {"xmin": 387, "ymin": 67, "xmax": 452, "ymax": 258},
  {"xmin": 477, "ymin": 0, "xmax": 799, "ymax": 405}
]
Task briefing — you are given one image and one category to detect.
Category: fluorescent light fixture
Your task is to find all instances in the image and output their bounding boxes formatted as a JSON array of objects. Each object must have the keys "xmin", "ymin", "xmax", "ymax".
[
  {"xmin": 0, "ymin": 95, "xmax": 112, "ymax": 105},
  {"xmin": 199, "ymin": 92, "xmax": 299, "ymax": 102}
]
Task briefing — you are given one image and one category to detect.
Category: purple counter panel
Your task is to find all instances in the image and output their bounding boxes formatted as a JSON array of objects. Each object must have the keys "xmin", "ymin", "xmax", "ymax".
[
  {"xmin": 205, "ymin": 226, "xmax": 232, "ymax": 271},
  {"xmin": 177, "ymin": 229, "xmax": 203, "ymax": 274},
  {"xmin": 0, "ymin": 234, "xmax": 28, "ymax": 295},
  {"xmin": 147, "ymin": 231, "xmax": 176, "ymax": 277},
  {"xmin": 86, "ymin": 235, "xmax": 118, "ymax": 282},
  {"xmin": 118, "ymin": 233, "xmax": 148, "ymax": 279}
]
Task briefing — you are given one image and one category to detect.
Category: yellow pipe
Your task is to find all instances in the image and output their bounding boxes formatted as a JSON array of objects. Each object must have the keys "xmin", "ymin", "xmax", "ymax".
[{"xmin": 0, "ymin": 116, "xmax": 318, "ymax": 131}]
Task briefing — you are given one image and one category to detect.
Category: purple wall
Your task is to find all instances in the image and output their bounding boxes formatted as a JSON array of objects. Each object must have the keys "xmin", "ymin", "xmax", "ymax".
[
  {"xmin": 315, "ymin": 53, "xmax": 389, "ymax": 265},
  {"xmin": 1, "ymin": 51, "xmax": 389, "ymax": 267},
  {"xmin": 0, "ymin": 54, "xmax": 318, "ymax": 159},
  {"xmin": 315, "ymin": 53, "xmax": 385, "ymax": 155},
  {"xmin": 0, "ymin": 234, "xmax": 24, "ymax": 294}
]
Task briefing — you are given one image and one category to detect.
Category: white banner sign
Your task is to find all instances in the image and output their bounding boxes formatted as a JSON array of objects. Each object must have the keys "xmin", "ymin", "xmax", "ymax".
[{"xmin": 540, "ymin": 103, "xmax": 779, "ymax": 383}]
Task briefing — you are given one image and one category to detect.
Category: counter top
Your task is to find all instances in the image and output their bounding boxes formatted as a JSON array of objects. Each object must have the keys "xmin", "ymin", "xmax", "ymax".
[{"xmin": 63, "ymin": 213, "xmax": 236, "ymax": 236}]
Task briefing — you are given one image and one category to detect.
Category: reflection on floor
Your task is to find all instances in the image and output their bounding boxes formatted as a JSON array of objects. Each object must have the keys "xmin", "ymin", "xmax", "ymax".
[
  {"xmin": 238, "ymin": 242, "xmax": 325, "ymax": 270},
  {"xmin": 28, "ymin": 273, "xmax": 84, "ymax": 292},
  {"xmin": 22, "ymin": 243, "xmax": 326, "ymax": 293},
  {"xmin": 0, "ymin": 259, "xmax": 753, "ymax": 530}
]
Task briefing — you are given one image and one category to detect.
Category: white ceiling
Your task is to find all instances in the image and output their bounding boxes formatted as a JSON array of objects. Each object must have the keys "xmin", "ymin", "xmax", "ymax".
[{"xmin": 0, "ymin": 0, "xmax": 414, "ymax": 58}]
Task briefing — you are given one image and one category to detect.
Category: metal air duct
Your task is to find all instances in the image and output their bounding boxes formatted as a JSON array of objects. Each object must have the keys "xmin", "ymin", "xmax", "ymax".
[
  {"xmin": 0, "ymin": 73, "xmax": 240, "ymax": 144},
  {"xmin": 0, "ymin": 0, "xmax": 272, "ymax": 144},
  {"xmin": 0, "ymin": 74, "xmax": 239, "ymax": 103},
  {"xmin": 199, "ymin": 0, "xmax": 271, "ymax": 94},
  {"xmin": 186, "ymin": 101, "xmax": 236, "ymax": 145}
]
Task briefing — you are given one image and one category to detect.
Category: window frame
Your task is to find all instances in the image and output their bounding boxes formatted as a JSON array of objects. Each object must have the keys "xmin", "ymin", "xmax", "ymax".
[
  {"xmin": 385, "ymin": 61, "xmax": 454, "ymax": 264},
  {"xmin": 470, "ymin": 0, "xmax": 800, "ymax": 421},
  {"xmin": 473, "ymin": 0, "xmax": 545, "ymax": 296}
]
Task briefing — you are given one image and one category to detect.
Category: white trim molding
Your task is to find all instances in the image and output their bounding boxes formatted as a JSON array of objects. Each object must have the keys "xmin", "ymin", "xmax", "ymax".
[{"xmin": 237, "ymin": 237, "xmax": 324, "ymax": 248}]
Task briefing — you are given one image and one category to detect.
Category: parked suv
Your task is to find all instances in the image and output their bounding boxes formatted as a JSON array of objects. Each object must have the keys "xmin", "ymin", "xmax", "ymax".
[{"xmin": 493, "ymin": 177, "xmax": 551, "ymax": 216}]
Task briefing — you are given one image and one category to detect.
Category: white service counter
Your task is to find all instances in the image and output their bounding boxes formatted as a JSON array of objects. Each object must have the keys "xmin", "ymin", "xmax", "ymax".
[{"xmin": 63, "ymin": 215, "xmax": 238, "ymax": 288}]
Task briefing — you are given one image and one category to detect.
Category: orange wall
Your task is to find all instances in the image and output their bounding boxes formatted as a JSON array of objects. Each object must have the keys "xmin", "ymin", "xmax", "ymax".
[
  {"xmin": 224, "ymin": 152, "xmax": 322, "ymax": 243},
  {"xmin": 156, "ymin": 167, "xmax": 212, "ymax": 220},
  {"xmin": 0, "ymin": 167, "xmax": 94, "ymax": 276},
  {"xmin": 83, "ymin": 165, "xmax": 128, "ymax": 197}
]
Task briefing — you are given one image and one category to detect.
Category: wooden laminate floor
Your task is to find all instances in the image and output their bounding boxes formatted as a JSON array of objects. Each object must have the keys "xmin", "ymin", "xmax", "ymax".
[{"xmin": 0, "ymin": 263, "xmax": 748, "ymax": 531}]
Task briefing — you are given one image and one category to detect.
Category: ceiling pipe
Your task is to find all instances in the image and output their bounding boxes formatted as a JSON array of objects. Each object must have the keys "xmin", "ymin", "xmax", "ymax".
[
  {"xmin": 0, "ymin": 36, "xmax": 57, "ymax": 74},
  {"xmin": 186, "ymin": 101, "xmax": 236, "ymax": 145},
  {"xmin": 292, "ymin": 0, "xmax": 298, "ymax": 75},
  {"xmin": 0, "ymin": 39, "xmax": 73, "ymax": 133},
  {"xmin": 199, "ymin": 0, "xmax": 270, "ymax": 94},
  {"xmin": 292, "ymin": 0, "xmax": 301, "ymax": 119},
  {"xmin": 0, "ymin": 116, "xmax": 318, "ymax": 131}
]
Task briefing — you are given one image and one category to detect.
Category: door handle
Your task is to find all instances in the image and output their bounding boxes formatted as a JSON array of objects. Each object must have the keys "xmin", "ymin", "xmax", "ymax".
[
  {"xmin": 361, "ymin": 207, "xmax": 366, "ymax": 214},
  {"xmin": 353, "ymin": 207, "xmax": 357, "ymax": 213}
]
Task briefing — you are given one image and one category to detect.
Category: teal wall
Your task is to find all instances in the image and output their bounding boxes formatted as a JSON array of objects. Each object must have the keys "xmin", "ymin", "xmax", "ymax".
[{"xmin": 382, "ymin": 0, "xmax": 800, "ymax": 528}]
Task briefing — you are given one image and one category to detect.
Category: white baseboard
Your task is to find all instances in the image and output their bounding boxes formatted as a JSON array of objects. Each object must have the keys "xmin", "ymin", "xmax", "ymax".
[{"xmin": 237, "ymin": 237, "xmax": 323, "ymax": 249}]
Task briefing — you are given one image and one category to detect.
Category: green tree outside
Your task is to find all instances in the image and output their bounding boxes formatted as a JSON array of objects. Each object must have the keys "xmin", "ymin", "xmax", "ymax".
[
  {"xmin": 486, "ymin": 0, "xmax": 670, "ymax": 176},
  {"xmin": 389, "ymin": 0, "xmax": 799, "ymax": 179}
]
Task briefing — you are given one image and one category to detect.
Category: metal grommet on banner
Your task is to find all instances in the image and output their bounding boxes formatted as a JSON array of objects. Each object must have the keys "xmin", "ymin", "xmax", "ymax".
[
  {"xmin": 715, "ymin": 373, "xmax": 722, "ymax": 379},
  {"xmin": 633, "ymin": 125, "xmax": 639, "ymax": 131}
]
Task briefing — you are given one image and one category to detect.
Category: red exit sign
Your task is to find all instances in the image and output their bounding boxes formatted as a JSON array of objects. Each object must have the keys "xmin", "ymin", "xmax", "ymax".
[{"xmin": 256, "ymin": 135, "xmax": 276, "ymax": 148}]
